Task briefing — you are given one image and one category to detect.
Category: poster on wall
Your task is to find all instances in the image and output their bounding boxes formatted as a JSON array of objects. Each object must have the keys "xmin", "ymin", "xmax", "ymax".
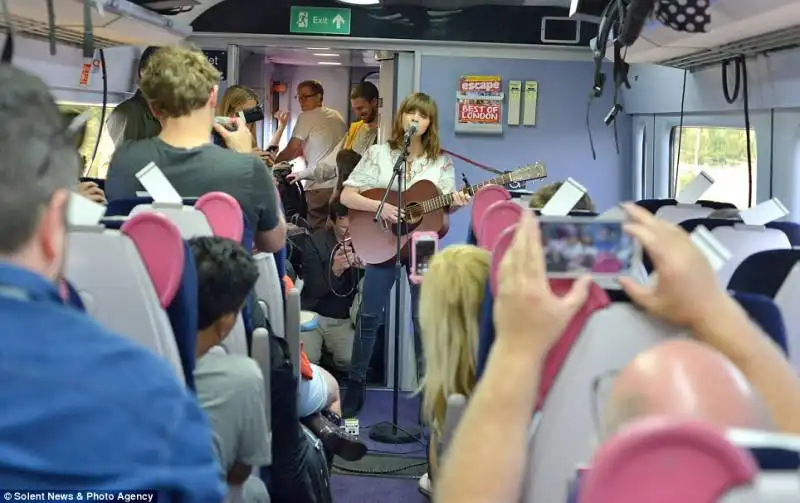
[{"xmin": 455, "ymin": 75, "xmax": 504, "ymax": 135}]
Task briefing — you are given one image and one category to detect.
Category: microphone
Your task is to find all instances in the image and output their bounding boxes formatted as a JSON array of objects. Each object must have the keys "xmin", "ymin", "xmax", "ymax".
[{"xmin": 403, "ymin": 120, "xmax": 419, "ymax": 144}]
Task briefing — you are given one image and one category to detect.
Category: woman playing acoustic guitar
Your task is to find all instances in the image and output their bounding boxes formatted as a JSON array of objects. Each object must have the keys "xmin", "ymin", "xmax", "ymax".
[{"xmin": 338, "ymin": 92, "xmax": 471, "ymax": 417}]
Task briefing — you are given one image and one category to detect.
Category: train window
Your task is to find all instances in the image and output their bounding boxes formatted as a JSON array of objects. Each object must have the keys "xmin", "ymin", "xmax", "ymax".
[
  {"xmin": 58, "ymin": 103, "xmax": 117, "ymax": 179},
  {"xmin": 670, "ymin": 126, "xmax": 757, "ymax": 209}
]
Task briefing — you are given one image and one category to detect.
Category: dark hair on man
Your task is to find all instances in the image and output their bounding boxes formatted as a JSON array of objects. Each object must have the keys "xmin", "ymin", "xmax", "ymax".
[
  {"xmin": 350, "ymin": 81, "xmax": 379, "ymax": 102},
  {"xmin": 138, "ymin": 46, "xmax": 159, "ymax": 77},
  {"xmin": 0, "ymin": 66, "xmax": 79, "ymax": 254},
  {"xmin": 298, "ymin": 80, "xmax": 324, "ymax": 100},
  {"xmin": 189, "ymin": 236, "xmax": 259, "ymax": 330},
  {"xmin": 329, "ymin": 201, "xmax": 349, "ymax": 221}
]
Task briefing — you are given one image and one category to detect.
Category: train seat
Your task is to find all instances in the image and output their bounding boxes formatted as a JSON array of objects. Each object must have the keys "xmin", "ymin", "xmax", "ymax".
[
  {"xmin": 105, "ymin": 196, "xmax": 198, "ymax": 217},
  {"xmin": 774, "ymin": 264, "xmax": 800, "ymax": 371},
  {"xmin": 697, "ymin": 200, "xmax": 738, "ymax": 210},
  {"xmin": 579, "ymin": 419, "xmax": 800, "ymax": 503},
  {"xmin": 254, "ymin": 253, "xmax": 284, "ymax": 338},
  {"xmin": 766, "ymin": 221, "xmax": 800, "ymax": 246},
  {"xmin": 712, "ymin": 225, "xmax": 791, "ymax": 288},
  {"xmin": 730, "ymin": 292, "xmax": 788, "ymax": 355},
  {"xmin": 133, "ymin": 194, "xmax": 250, "ymax": 357},
  {"xmin": 469, "ymin": 185, "xmax": 511, "ymax": 245},
  {"xmin": 64, "ymin": 213, "xmax": 185, "ymax": 383},
  {"xmin": 655, "ymin": 204, "xmax": 714, "ymax": 224},
  {"xmin": 474, "ymin": 224, "xmax": 687, "ymax": 503},
  {"xmin": 636, "ymin": 198, "xmax": 677, "ymax": 214}
]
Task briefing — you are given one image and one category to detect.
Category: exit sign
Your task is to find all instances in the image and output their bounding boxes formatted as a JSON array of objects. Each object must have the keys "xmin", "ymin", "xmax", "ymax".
[{"xmin": 290, "ymin": 6, "xmax": 351, "ymax": 36}]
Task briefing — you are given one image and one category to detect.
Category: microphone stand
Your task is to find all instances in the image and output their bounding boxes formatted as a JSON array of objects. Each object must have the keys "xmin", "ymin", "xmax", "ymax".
[{"xmin": 369, "ymin": 132, "xmax": 423, "ymax": 445}]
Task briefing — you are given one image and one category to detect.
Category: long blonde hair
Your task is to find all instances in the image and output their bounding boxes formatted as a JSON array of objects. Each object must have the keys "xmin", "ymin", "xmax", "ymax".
[
  {"xmin": 419, "ymin": 245, "xmax": 490, "ymax": 436},
  {"xmin": 388, "ymin": 92, "xmax": 441, "ymax": 160},
  {"xmin": 217, "ymin": 84, "xmax": 260, "ymax": 146}
]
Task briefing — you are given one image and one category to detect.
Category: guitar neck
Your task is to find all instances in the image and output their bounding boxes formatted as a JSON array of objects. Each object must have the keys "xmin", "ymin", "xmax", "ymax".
[{"xmin": 423, "ymin": 173, "xmax": 513, "ymax": 213}]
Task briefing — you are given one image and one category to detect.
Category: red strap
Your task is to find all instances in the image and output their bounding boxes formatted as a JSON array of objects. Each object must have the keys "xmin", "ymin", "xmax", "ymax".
[
  {"xmin": 441, "ymin": 148, "xmax": 504, "ymax": 176},
  {"xmin": 534, "ymin": 281, "xmax": 611, "ymax": 411}
]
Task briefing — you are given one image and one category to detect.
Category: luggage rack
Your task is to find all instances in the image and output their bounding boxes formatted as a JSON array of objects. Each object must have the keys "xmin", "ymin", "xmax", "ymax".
[{"xmin": 0, "ymin": 0, "xmax": 192, "ymax": 51}]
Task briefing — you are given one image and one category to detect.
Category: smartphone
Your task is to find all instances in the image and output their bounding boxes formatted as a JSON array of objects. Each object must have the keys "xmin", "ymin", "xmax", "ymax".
[
  {"xmin": 538, "ymin": 217, "xmax": 636, "ymax": 279},
  {"xmin": 211, "ymin": 104, "xmax": 266, "ymax": 147},
  {"xmin": 410, "ymin": 231, "xmax": 438, "ymax": 284}
]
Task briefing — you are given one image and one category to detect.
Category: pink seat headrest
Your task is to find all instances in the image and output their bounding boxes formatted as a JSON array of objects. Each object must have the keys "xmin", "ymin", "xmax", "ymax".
[
  {"xmin": 195, "ymin": 191, "xmax": 244, "ymax": 243},
  {"xmin": 122, "ymin": 212, "xmax": 185, "ymax": 309},
  {"xmin": 489, "ymin": 223, "xmax": 518, "ymax": 295},
  {"xmin": 471, "ymin": 185, "xmax": 510, "ymax": 242},
  {"xmin": 478, "ymin": 200, "xmax": 523, "ymax": 252},
  {"xmin": 580, "ymin": 417, "xmax": 758, "ymax": 503}
]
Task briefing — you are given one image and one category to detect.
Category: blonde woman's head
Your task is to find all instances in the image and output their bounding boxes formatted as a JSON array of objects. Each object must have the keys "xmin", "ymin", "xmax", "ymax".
[
  {"xmin": 419, "ymin": 245, "xmax": 490, "ymax": 436},
  {"xmin": 217, "ymin": 84, "xmax": 260, "ymax": 146}
]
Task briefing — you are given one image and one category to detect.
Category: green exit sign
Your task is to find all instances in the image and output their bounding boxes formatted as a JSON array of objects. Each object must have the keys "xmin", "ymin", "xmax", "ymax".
[{"xmin": 290, "ymin": 6, "xmax": 351, "ymax": 36}]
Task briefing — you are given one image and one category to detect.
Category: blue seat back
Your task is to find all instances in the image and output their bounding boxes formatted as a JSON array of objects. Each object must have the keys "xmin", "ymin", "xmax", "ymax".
[
  {"xmin": 476, "ymin": 281, "xmax": 495, "ymax": 379},
  {"xmin": 728, "ymin": 249, "xmax": 800, "ymax": 298},
  {"xmin": 166, "ymin": 241, "xmax": 199, "ymax": 390},
  {"xmin": 636, "ymin": 198, "xmax": 677, "ymax": 214},
  {"xmin": 766, "ymin": 221, "xmax": 800, "ymax": 246},
  {"xmin": 696, "ymin": 200, "xmax": 737, "ymax": 210},
  {"xmin": 732, "ymin": 292, "xmax": 788, "ymax": 355},
  {"xmin": 679, "ymin": 218, "xmax": 737, "ymax": 234}
]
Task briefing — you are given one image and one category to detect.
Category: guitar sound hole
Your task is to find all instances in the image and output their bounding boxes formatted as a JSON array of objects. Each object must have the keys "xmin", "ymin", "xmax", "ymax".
[{"xmin": 404, "ymin": 202, "xmax": 424, "ymax": 224}]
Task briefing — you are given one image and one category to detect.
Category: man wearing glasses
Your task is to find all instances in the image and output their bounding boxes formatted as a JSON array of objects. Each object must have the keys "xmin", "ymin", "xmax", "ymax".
[{"xmin": 275, "ymin": 80, "xmax": 347, "ymax": 231}]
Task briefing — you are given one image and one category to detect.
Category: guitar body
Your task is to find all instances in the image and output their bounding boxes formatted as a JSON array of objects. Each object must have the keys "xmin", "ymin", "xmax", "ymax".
[{"xmin": 349, "ymin": 179, "xmax": 450, "ymax": 265}]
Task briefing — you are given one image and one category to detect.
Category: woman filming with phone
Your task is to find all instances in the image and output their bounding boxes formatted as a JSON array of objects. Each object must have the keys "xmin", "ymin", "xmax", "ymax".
[
  {"xmin": 217, "ymin": 84, "xmax": 289, "ymax": 164},
  {"xmin": 337, "ymin": 92, "xmax": 471, "ymax": 417}
]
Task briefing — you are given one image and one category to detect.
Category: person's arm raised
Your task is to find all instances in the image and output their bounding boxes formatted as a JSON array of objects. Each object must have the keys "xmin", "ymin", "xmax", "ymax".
[
  {"xmin": 618, "ymin": 202, "xmax": 800, "ymax": 435},
  {"xmin": 435, "ymin": 211, "xmax": 591, "ymax": 503}
]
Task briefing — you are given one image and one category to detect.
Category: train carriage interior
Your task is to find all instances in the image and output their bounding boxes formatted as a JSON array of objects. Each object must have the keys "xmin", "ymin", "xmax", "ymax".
[{"xmin": 2, "ymin": 0, "xmax": 800, "ymax": 501}]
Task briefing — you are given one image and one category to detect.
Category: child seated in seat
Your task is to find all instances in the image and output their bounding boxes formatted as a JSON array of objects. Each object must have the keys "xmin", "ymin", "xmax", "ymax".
[{"xmin": 189, "ymin": 236, "xmax": 270, "ymax": 503}]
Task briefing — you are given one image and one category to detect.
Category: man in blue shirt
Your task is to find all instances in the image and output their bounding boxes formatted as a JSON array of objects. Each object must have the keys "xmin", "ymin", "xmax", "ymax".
[{"xmin": 0, "ymin": 66, "xmax": 224, "ymax": 501}]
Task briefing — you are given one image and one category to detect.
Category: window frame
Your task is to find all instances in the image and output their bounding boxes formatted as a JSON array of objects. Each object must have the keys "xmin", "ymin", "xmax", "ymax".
[{"xmin": 653, "ymin": 113, "xmax": 771, "ymax": 206}]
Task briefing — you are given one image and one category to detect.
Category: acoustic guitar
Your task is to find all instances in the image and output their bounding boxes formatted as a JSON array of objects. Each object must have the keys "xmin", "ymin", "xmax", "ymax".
[{"xmin": 349, "ymin": 163, "xmax": 547, "ymax": 264}]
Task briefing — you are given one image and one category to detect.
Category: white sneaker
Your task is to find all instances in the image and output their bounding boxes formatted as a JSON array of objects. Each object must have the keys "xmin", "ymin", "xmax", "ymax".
[{"xmin": 418, "ymin": 472, "xmax": 432, "ymax": 498}]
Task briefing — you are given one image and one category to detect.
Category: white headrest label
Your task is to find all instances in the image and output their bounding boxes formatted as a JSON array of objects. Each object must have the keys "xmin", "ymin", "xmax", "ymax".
[
  {"xmin": 690, "ymin": 225, "xmax": 732, "ymax": 272},
  {"xmin": 68, "ymin": 192, "xmax": 106, "ymax": 227},
  {"xmin": 540, "ymin": 178, "xmax": 587, "ymax": 216},
  {"xmin": 135, "ymin": 162, "xmax": 182, "ymax": 205},
  {"xmin": 675, "ymin": 171, "xmax": 714, "ymax": 204},
  {"xmin": 739, "ymin": 198, "xmax": 789, "ymax": 226}
]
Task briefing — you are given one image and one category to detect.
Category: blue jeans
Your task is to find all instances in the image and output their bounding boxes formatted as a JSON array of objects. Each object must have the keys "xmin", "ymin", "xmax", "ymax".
[{"xmin": 348, "ymin": 262, "xmax": 422, "ymax": 384}]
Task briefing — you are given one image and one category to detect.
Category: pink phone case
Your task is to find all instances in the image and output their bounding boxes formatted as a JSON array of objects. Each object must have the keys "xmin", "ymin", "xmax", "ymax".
[{"xmin": 410, "ymin": 231, "xmax": 439, "ymax": 284}]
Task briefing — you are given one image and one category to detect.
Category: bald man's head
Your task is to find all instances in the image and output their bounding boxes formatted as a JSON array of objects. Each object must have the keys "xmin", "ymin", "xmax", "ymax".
[{"xmin": 602, "ymin": 340, "xmax": 772, "ymax": 439}]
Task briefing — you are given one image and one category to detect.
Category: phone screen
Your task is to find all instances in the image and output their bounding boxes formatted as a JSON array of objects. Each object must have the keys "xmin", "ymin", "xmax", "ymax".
[
  {"xmin": 539, "ymin": 220, "xmax": 633, "ymax": 276},
  {"xmin": 414, "ymin": 239, "xmax": 437, "ymax": 276}
]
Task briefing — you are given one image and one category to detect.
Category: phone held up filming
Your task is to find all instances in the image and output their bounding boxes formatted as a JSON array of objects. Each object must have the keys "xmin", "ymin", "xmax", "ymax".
[
  {"xmin": 538, "ymin": 216, "xmax": 637, "ymax": 285},
  {"xmin": 410, "ymin": 231, "xmax": 439, "ymax": 284}
]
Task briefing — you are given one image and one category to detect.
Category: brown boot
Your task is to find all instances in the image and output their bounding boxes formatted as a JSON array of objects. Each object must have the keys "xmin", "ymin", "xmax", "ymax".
[{"xmin": 302, "ymin": 412, "xmax": 367, "ymax": 462}]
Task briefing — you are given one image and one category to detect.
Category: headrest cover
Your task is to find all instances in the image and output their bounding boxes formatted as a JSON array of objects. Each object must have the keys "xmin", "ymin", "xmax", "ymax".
[
  {"xmin": 195, "ymin": 191, "xmax": 245, "ymax": 243},
  {"xmin": 478, "ymin": 200, "xmax": 522, "ymax": 252},
  {"xmin": 121, "ymin": 212, "xmax": 185, "ymax": 309},
  {"xmin": 581, "ymin": 418, "xmax": 758, "ymax": 503},
  {"xmin": 490, "ymin": 223, "xmax": 518, "ymax": 295},
  {"xmin": 471, "ymin": 185, "xmax": 510, "ymax": 242}
]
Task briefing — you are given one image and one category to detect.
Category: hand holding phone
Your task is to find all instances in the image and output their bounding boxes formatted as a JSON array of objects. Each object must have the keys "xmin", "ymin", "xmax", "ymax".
[
  {"xmin": 538, "ymin": 217, "xmax": 637, "ymax": 282},
  {"xmin": 410, "ymin": 231, "xmax": 438, "ymax": 284}
]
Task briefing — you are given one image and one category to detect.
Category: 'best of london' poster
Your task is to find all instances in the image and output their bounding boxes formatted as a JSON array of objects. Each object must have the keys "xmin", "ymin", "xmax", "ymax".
[{"xmin": 455, "ymin": 75, "xmax": 504, "ymax": 135}]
